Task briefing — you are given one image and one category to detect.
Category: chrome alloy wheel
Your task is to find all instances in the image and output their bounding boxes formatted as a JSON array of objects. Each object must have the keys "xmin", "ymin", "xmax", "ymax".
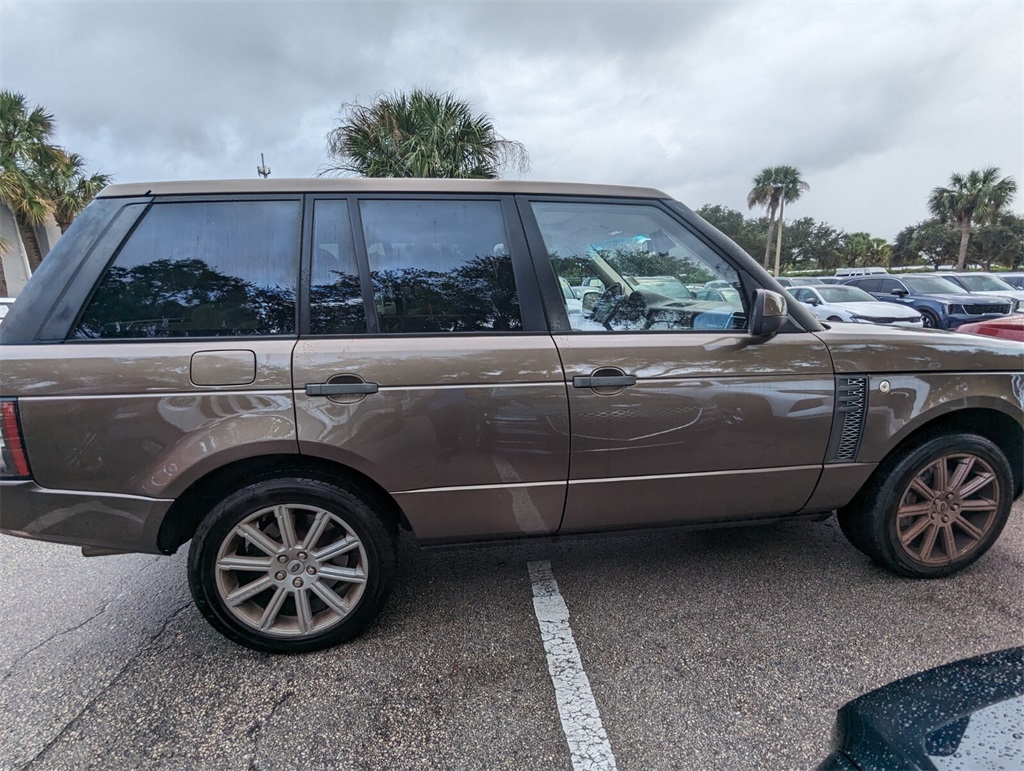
[
  {"xmin": 896, "ymin": 453, "xmax": 1000, "ymax": 566},
  {"xmin": 214, "ymin": 504, "xmax": 368, "ymax": 637}
]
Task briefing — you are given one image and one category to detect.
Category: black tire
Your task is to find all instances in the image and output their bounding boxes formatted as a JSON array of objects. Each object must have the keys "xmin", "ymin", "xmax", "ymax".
[
  {"xmin": 837, "ymin": 433, "xmax": 1013, "ymax": 577},
  {"xmin": 920, "ymin": 309, "xmax": 941, "ymax": 329},
  {"xmin": 188, "ymin": 476, "xmax": 396, "ymax": 653}
]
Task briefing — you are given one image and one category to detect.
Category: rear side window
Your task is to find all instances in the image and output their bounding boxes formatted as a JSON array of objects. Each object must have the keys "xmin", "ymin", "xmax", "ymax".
[
  {"xmin": 359, "ymin": 199, "xmax": 522, "ymax": 333},
  {"xmin": 877, "ymin": 278, "xmax": 902, "ymax": 294},
  {"xmin": 310, "ymin": 200, "xmax": 366, "ymax": 335},
  {"xmin": 74, "ymin": 200, "xmax": 300, "ymax": 338}
]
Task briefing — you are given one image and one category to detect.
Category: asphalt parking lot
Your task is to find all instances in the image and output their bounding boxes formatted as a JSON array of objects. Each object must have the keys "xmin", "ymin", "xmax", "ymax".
[{"xmin": 2, "ymin": 500, "xmax": 1022, "ymax": 770}]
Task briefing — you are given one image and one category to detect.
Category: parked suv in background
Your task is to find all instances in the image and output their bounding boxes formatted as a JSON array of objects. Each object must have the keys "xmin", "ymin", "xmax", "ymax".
[
  {"xmin": 932, "ymin": 272, "xmax": 1024, "ymax": 312},
  {"xmin": 841, "ymin": 274, "xmax": 1013, "ymax": 329},
  {"xmin": 2, "ymin": 179, "xmax": 1022, "ymax": 653}
]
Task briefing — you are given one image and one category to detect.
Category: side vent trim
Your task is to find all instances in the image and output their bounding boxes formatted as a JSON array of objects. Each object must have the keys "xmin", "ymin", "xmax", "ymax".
[{"xmin": 826, "ymin": 376, "xmax": 868, "ymax": 463}]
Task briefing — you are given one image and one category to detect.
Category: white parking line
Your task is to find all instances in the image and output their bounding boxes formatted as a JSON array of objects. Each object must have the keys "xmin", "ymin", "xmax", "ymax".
[{"xmin": 528, "ymin": 560, "xmax": 618, "ymax": 771}]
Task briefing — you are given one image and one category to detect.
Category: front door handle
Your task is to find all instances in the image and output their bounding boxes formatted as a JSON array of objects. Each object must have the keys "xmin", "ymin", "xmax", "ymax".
[
  {"xmin": 305, "ymin": 382, "xmax": 379, "ymax": 397},
  {"xmin": 572, "ymin": 374, "xmax": 637, "ymax": 389}
]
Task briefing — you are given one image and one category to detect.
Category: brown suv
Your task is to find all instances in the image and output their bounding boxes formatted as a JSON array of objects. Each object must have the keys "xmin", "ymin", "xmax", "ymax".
[{"xmin": 2, "ymin": 179, "xmax": 1022, "ymax": 653}]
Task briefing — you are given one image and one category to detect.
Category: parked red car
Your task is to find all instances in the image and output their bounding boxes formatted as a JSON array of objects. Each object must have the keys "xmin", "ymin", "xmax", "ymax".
[{"xmin": 956, "ymin": 314, "xmax": 1024, "ymax": 342}]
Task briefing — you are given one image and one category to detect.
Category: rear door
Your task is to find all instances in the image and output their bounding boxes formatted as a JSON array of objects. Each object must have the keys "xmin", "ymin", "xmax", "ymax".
[
  {"xmin": 10, "ymin": 197, "xmax": 302, "ymax": 549},
  {"xmin": 292, "ymin": 196, "xmax": 569, "ymax": 543},
  {"xmin": 519, "ymin": 197, "xmax": 836, "ymax": 533}
]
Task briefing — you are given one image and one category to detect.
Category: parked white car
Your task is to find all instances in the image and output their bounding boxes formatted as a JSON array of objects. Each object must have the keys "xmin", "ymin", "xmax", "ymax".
[{"xmin": 790, "ymin": 285, "xmax": 923, "ymax": 327}]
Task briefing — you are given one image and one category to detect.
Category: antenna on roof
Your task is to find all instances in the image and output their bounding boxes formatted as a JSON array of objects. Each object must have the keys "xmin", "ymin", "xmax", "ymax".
[{"xmin": 256, "ymin": 153, "xmax": 271, "ymax": 179}]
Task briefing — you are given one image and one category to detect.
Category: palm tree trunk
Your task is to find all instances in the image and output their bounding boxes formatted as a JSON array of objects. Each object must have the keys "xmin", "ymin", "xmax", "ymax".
[
  {"xmin": 762, "ymin": 205, "xmax": 778, "ymax": 270},
  {"xmin": 16, "ymin": 217, "xmax": 43, "ymax": 273},
  {"xmin": 956, "ymin": 221, "xmax": 971, "ymax": 271}
]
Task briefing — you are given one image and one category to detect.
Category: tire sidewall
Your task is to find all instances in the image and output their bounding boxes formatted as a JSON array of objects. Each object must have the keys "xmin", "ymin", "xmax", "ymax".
[
  {"xmin": 877, "ymin": 435, "xmax": 1013, "ymax": 578},
  {"xmin": 188, "ymin": 477, "xmax": 395, "ymax": 653}
]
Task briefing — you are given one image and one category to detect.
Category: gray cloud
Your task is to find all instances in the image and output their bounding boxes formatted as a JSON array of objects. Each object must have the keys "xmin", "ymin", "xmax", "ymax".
[{"xmin": 2, "ymin": 0, "xmax": 1020, "ymax": 239}]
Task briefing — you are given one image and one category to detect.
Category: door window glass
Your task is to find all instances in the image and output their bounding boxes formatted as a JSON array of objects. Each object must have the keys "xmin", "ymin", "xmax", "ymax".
[
  {"xmin": 359, "ymin": 200, "xmax": 522, "ymax": 333},
  {"xmin": 74, "ymin": 200, "xmax": 299, "ymax": 338},
  {"xmin": 310, "ymin": 200, "xmax": 367, "ymax": 335},
  {"xmin": 531, "ymin": 201, "xmax": 746, "ymax": 332},
  {"xmin": 877, "ymin": 278, "xmax": 902, "ymax": 294}
]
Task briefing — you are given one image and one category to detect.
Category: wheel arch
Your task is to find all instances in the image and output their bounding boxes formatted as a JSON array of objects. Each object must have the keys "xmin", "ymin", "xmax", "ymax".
[
  {"xmin": 156, "ymin": 454, "xmax": 410, "ymax": 554},
  {"xmin": 873, "ymin": 407, "xmax": 1023, "ymax": 499}
]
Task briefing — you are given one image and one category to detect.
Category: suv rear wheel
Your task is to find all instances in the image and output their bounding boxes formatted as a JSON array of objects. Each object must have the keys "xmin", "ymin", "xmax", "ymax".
[
  {"xmin": 838, "ymin": 433, "xmax": 1013, "ymax": 577},
  {"xmin": 188, "ymin": 477, "xmax": 395, "ymax": 653}
]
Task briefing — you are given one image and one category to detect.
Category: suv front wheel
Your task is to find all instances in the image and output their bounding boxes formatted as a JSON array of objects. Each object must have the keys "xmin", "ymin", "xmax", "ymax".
[
  {"xmin": 838, "ymin": 433, "xmax": 1014, "ymax": 577},
  {"xmin": 188, "ymin": 476, "xmax": 396, "ymax": 653}
]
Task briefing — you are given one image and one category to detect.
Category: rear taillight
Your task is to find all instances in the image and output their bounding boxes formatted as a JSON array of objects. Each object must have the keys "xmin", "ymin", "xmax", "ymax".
[{"xmin": 0, "ymin": 400, "xmax": 31, "ymax": 479}]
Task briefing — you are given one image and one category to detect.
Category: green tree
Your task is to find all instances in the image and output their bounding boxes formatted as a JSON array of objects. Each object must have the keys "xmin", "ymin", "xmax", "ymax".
[
  {"xmin": 322, "ymin": 89, "xmax": 529, "ymax": 179},
  {"xmin": 927, "ymin": 167, "xmax": 1017, "ymax": 271},
  {"xmin": 968, "ymin": 213, "xmax": 1024, "ymax": 271},
  {"xmin": 37, "ymin": 152, "xmax": 113, "ymax": 233},
  {"xmin": 0, "ymin": 90, "xmax": 111, "ymax": 272},
  {"xmin": 695, "ymin": 204, "xmax": 765, "ymax": 259},
  {"xmin": 0, "ymin": 90, "xmax": 65, "ymax": 263},
  {"xmin": 896, "ymin": 219, "xmax": 959, "ymax": 270},
  {"xmin": 746, "ymin": 165, "xmax": 809, "ymax": 273}
]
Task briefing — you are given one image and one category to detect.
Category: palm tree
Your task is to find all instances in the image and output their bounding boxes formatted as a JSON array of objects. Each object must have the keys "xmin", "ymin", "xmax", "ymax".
[
  {"xmin": 747, "ymin": 165, "xmax": 809, "ymax": 273},
  {"xmin": 37, "ymin": 152, "xmax": 112, "ymax": 233},
  {"xmin": 0, "ymin": 90, "xmax": 66, "ymax": 265},
  {"xmin": 928, "ymin": 168, "xmax": 1017, "ymax": 271},
  {"xmin": 321, "ymin": 89, "xmax": 529, "ymax": 179}
]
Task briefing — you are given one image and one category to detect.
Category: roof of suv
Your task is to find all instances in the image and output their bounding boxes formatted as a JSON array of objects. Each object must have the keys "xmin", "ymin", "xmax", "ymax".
[{"xmin": 98, "ymin": 178, "xmax": 670, "ymax": 199}]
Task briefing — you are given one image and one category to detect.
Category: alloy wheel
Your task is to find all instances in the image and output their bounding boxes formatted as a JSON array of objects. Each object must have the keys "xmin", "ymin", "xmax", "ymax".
[
  {"xmin": 895, "ymin": 453, "xmax": 1000, "ymax": 566},
  {"xmin": 214, "ymin": 504, "xmax": 368, "ymax": 637}
]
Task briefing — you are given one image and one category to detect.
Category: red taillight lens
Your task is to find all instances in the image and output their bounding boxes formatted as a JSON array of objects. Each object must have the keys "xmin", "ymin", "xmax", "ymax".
[{"xmin": 0, "ymin": 400, "xmax": 31, "ymax": 479}]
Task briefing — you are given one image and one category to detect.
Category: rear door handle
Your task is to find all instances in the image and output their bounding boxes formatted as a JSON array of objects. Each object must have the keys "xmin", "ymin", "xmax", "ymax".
[
  {"xmin": 305, "ymin": 382, "xmax": 379, "ymax": 396},
  {"xmin": 572, "ymin": 375, "xmax": 637, "ymax": 389}
]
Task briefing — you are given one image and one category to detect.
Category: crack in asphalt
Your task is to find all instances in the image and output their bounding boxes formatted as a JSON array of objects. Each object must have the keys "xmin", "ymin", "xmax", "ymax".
[
  {"xmin": 247, "ymin": 690, "xmax": 294, "ymax": 771},
  {"xmin": 0, "ymin": 557, "xmax": 163, "ymax": 688},
  {"xmin": 18, "ymin": 601, "xmax": 193, "ymax": 771}
]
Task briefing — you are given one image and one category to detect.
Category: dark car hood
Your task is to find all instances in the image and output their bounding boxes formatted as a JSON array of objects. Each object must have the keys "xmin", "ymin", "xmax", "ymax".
[
  {"xmin": 819, "ymin": 647, "xmax": 1024, "ymax": 771},
  {"xmin": 813, "ymin": 322, "xmax": 1024, "ymax": 373}
]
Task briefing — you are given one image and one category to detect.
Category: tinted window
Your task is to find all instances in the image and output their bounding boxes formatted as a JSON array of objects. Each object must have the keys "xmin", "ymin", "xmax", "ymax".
[
  {"xmin": 853, "ymin": 278, "xmax": 880, "ymax": 293},
  {"xmin": 310, "ymin": 200, "xmax": 366, "ymax": 335},
  {"xmin": 903, "ymin": 276, "xmax": 968, "ymax": 294},
  {"xmin": 75, "ymin": 201, "xmax": 299, "ymax": 338},
  {"xmin": 532, "ymin": 201, "xmax": 745, "ymax": 332},
  {"xmin": 359, "ymin": 200, "xmax": 522, "ymax": 333},
  {"xmin": 877, "ymin": 278, "xmax": 903, "ymax": 294}
]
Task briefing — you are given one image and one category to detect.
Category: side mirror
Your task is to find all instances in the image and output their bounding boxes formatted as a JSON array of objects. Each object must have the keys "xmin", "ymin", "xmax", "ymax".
[
  {"xmin": 581, "ymin": 290, "xmax": 600, "ymax": 312},
  {"xmin": 802, "ymin": 297, "xmax": 819, "ymax": 306},
  {"xmin": 749, "ymin": 288, "xmax": 788, "ymax": 338},
  {"xmin": 891, "ymin": 288, "xmax": 909, "ymax": 297}
]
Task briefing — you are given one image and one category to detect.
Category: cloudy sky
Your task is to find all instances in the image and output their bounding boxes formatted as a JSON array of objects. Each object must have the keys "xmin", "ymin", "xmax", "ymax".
[{"xmin": 2, "ymin": 1, "xmax": 1021, "ymax": 240}]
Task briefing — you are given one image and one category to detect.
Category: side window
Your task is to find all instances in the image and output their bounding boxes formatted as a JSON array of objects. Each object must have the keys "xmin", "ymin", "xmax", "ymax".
[
  {"xmin": 310, "ymin": 200, "xmax": 366, "ymax": 335},
  {"xmin": 359, "ymin": 199, "xmax": 522, "ymax": 333},
  {"xmin": 791, "ymin": 288, "xmax": 811, "ymax": 302},
  {"xmin": 856, "ymin": 278, "xmax": 880, "ymax": 293},
  {"xmin": 877, "ymin": 278, "xmax": 901, "ymax": 294},
  {"xmin": 74, "ymin": 200, "xmax": 299, "ymax": 338},
  {"xmin": 531, "ymin": 201, "xmax": 746, "ymax": 332}
]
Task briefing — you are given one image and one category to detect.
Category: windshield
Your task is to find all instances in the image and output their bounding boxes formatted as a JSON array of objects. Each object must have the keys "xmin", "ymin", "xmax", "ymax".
[
  {"xmin": 955, "ymin": 274, "xmax": 1016, "ymax": 292},
  {"xmin": 817, "ymin": 286, "xmax": 876, "ymax": 303},
  {"xmin": 902, "ymin": 276, "xmax": 969, "ymax": 294}
]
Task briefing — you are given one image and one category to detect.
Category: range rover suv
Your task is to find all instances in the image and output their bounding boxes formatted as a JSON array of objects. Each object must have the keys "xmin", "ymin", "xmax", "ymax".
[{"xmin": 2, "ymin": 179, "xmax": 1022, "ymax": 653}]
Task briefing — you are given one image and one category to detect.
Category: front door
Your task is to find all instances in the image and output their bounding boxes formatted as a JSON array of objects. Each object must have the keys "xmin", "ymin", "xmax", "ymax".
[{"xmin": 522, "ymin": 198, "xmax": 835, "ymax": 533}]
